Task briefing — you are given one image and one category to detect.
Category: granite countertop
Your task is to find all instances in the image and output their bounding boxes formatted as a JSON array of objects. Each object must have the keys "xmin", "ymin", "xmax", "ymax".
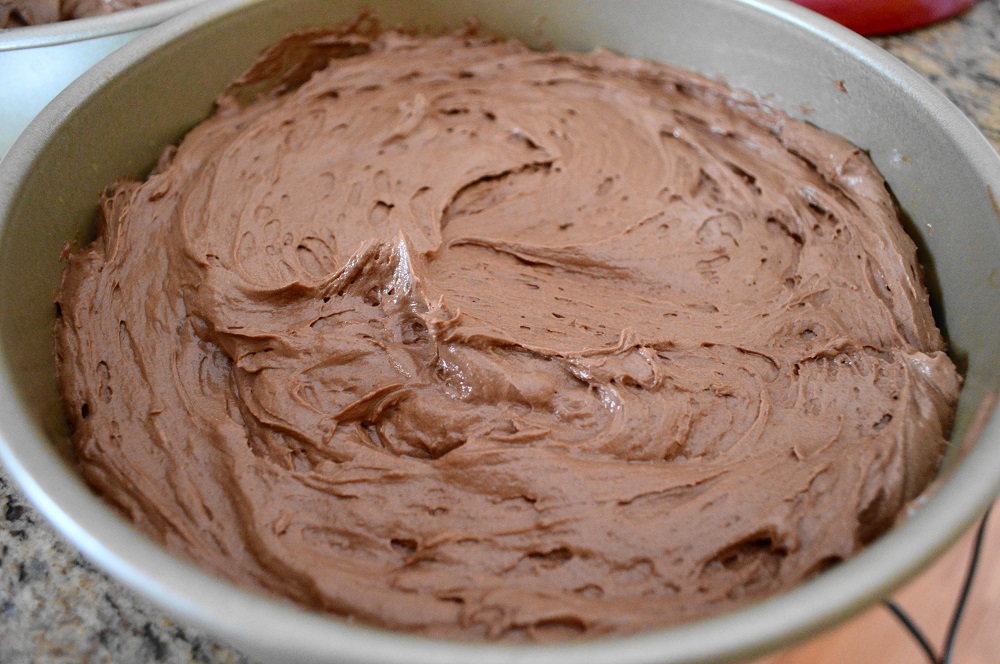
[{"xmin": 1, "ymin": 2, "xmax": 998, "ymax": 662}]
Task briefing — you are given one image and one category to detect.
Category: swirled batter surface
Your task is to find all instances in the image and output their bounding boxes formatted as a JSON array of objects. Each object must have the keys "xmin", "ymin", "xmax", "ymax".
[
  {"xmin": 55, "ymin": 28, "xmax": 961, "ymax": 640},
  {"xmin": 0, "ymin": 0, "xmax": 163, "ymax": 27}
]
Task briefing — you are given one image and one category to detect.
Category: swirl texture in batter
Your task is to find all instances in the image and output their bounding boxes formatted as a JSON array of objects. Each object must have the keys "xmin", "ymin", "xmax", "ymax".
[{"xmin": 54, "ymin": 28, "xmax": 961, "ymax": 640}]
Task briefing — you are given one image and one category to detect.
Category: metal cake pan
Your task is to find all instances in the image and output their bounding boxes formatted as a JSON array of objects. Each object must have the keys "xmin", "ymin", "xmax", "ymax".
[
  {"xmin": 0, "ymin": 0, "xmax": 206, "ymax": 159},
  {"xmin": 1, "ymin": 0, "xmax": 999, "ymax": 662}
]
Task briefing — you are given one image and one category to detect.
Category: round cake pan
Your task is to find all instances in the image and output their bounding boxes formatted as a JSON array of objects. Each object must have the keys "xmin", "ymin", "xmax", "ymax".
[
  {"xmin": 0, "ymin": 0, "xmax": 206, "ymax": 159},
  {"xmin": 1, "ymin": 1, "xmax": 999, "ymax": 662}
]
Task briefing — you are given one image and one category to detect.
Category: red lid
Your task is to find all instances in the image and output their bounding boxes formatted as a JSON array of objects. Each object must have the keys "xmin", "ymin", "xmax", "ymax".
[{"xmin": 792, "ymin": 0, "xmax": 977, "ymax": 35}]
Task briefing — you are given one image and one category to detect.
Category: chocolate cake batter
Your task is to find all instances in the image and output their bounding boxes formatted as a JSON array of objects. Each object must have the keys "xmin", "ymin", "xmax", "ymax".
[
  {"xmin": 0, "ymin": 0, "xmax": 164, "ymax": 27},
  {"xmin": 54, "ymin": 27, "xmax": 961, "ymax": 640}
]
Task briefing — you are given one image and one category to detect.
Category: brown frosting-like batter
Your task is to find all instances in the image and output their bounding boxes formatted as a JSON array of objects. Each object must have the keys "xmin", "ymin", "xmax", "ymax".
[
  {"xmin": 0, "ymin": 0, "xmax": 163, "ymax": 27},
  {"xmin": 55, "ymin": 28, "xmax": 961, "ymax": 640}
]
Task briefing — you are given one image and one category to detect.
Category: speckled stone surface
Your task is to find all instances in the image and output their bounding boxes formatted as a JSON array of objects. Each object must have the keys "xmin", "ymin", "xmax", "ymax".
[
  {"xmin": 0, "ymin": 473, "xmax": 254, "ymax": 664},
  {"xmin": 1, "ymin": 2, "xmax": 998, "ymax": 662},
  {"xmin": 875, "ymin": 0, "xmax": 1000, "ymax": 148}
]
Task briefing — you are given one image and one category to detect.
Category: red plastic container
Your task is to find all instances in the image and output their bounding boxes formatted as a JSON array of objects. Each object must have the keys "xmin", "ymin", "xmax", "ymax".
[{"xmin": 792, "ymin": 0, "xmax": 977, "ymax": 35}]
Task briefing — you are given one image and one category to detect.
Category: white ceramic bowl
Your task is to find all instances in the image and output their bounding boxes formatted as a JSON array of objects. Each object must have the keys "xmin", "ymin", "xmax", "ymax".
[{"xmin": 0, "ymin": 0, "xmax": 206, "ymax": 158}]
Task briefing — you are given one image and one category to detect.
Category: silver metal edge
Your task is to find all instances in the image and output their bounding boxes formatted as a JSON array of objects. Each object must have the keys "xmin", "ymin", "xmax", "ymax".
[
  {"xmin": 0, "ymin": 0, "xmax": 207, "ymax": 51},
  {"xmin": 0, "ymin": 0, "xmax": 998, "ymax": 661}
]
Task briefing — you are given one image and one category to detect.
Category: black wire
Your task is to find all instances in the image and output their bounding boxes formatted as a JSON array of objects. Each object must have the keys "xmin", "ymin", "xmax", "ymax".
[
  {"xmin": 942, "ymin": 503, "xmax": 993, "ymax": 664},
  {"xmin": 885, "ymin": 599, "xmax": 939, "ymax": 663},
  {"xmin": 882, "ymin": 504, "xmax": 993, "ymax": 664}
]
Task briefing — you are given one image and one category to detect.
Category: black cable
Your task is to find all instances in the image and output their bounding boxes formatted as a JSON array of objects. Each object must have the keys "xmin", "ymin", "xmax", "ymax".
[
  {"xmin": 942, "ymin": 503, "xmax": 992, "ymax": 664},
  {"xmin": 882, "ymin": 505, "xmax": 992, "ymax": 664},
  {"xmin": 885, "ymin": 599, "xmax": 938, "ymax": 663}
]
